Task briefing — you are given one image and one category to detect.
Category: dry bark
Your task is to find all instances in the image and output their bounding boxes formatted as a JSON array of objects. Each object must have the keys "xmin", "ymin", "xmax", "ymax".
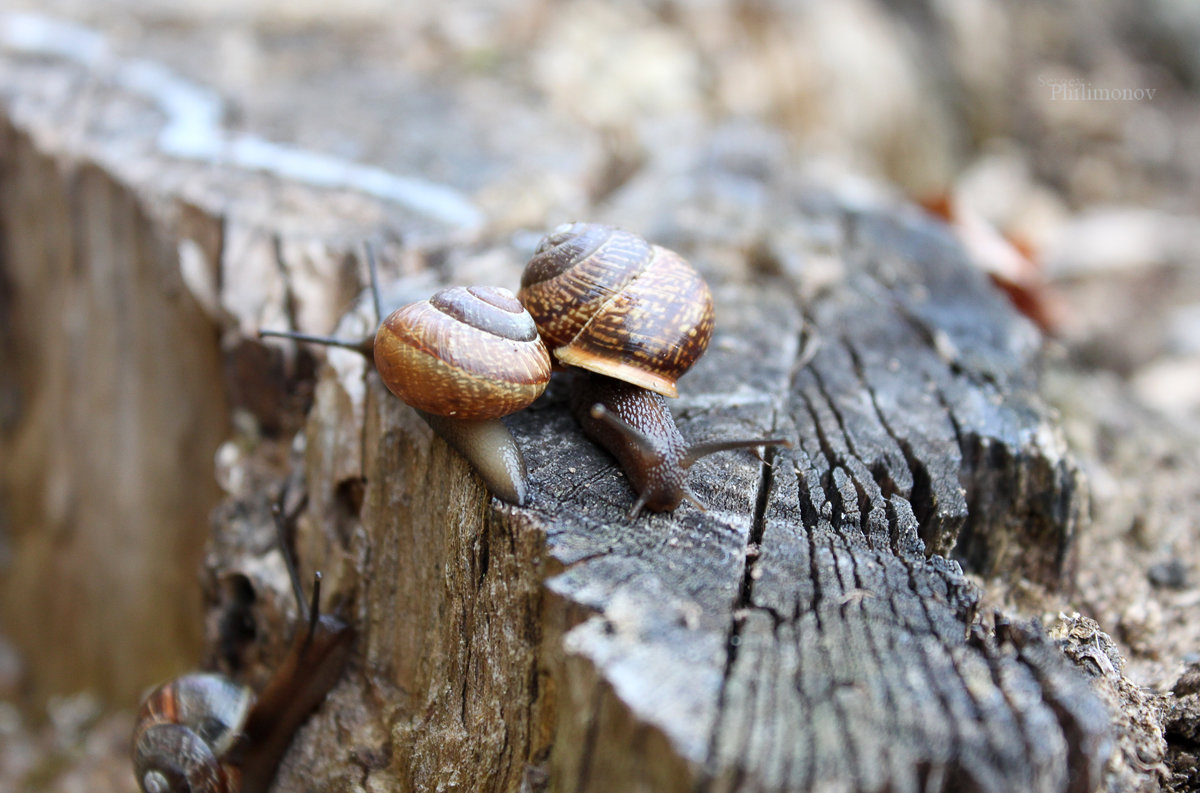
[
  {"xmin": 228, "ymin": 193, "xmax": 1105, "ymax": 792},
  {"xmin": 0, "ymin": 121, "xmax": 228, "ymax": 703},
  {"xmin": 0, "ymin": 13, "xmax": 1147, "ymax": 793}
]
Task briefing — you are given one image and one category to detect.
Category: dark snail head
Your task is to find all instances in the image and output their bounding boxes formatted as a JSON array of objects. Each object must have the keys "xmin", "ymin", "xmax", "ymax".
[
  {"xmin": 570, "ymin": 371, "xmax": 790, "ymax": 518},
  {"xmin": 518, "ymin": 223, "xmax": 713, "ymax": 398}
]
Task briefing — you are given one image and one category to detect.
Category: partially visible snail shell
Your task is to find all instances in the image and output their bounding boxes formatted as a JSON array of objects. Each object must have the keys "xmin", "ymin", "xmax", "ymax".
[
  {"xmin": 518, "ymin": 223, "xmax": 714, "ymax": 399},
  {"xmin": 133, "ymin": 673, "xmax": 254, "ymax": 793},
  {"xmin": 374, "ymin": 285, "xmax": 552, "ymax": 419}
]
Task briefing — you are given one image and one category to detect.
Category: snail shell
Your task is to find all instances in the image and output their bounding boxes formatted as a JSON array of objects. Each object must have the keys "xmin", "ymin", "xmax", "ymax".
[
  {"xmin": 261, "ymin": 282, "xmax": 550, "ymax": 505},
  {"xmin": 374, "ymin": 285, "xmax": 552, "ymax": 419},
  {"xmin": 131, "ymin": 499, "xmax": 354, "ymax": 793},
  {"xmin": 133, "ymin": 673, "xmax": 253, "ymax": 793},
  {"xmin": 518, "ymin": 223, "xmax": 713, "ymax": 398},
  {"xmin": 516, "ymin": 224, "xmax": 789, "ymax": 517}
]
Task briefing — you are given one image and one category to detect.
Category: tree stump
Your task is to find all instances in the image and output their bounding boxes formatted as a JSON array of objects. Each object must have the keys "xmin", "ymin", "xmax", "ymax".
[
  {"xmin": 254, "ymin": 194, "xmax": 1103, "ymax": 793},
  {"xmin": 0, "ymin": 12, "xmax": 1116, "ymax": 793}
]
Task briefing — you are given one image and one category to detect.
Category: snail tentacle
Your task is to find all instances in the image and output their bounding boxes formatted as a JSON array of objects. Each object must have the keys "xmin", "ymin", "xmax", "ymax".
[
  {"xmin": 260, "ymin": 260, "xmax": 550, "ymax": 505},
  {"xmin": 133, "ymin": 503, "xmax": 353, "ymax": 793},
  {"xmin": 517, "ymin": 222, "xmax": 789, "ymax": 518}
]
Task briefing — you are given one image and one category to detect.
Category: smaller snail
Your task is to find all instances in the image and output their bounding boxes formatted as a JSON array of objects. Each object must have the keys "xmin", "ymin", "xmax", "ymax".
[
  {"xmin": 261, "ymin": 251, "xmax": 551, "ymax": 506},
  {"xmin": 520, "ymin": 223, "xmax": 790, "ymax": 517},
  {"xmin": 132, "ymin": 503, "xmax": 354, "ymax": 793}
]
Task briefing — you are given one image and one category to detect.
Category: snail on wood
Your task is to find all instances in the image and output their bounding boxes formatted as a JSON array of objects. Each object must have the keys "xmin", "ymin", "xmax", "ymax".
[
  {"xmin": 261, "ymin": 252, "xmax": 552, "ymax": 506},
  {"xmin": 132, "ymin": 504, "xmax": 353, "ymax": 793},
  {"xmin": 519, "ymin": 223, "xmax": 790, "ymax": 517}
]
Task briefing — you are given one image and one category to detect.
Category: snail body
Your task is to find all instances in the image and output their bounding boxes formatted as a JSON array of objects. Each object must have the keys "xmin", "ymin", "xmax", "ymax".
[
  {"xmin": 570, "ymin": 371, "xmax": 788, "ymax": 517},
  {"xmin": 262, "ymin": 273, "xmax": 551, "ymax": 506},
  {"xmin": 413, "ymin": 410, "xmax": 531, "ymax": 506},
  {"xmin": 568, "ymin": 372, "xmax": 692, "ymax": 515},
  {"xmin": 133, "ymin": 508, "xmax": 354, "ymax": 793},
  {"xmin": 521, "ymin": 223, "xmax": 789, "ymax": 517}
]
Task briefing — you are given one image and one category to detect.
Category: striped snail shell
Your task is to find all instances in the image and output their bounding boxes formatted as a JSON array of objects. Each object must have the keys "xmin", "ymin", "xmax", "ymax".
[
  {"xmin": 131, "ymin": 504, "xmax": 354, "ymax": 793},
  {"xmin": 132, "ymin": 673, "xmax": 253, "ymax": 793},
  {"xmin": 261, "ymin": 281, "xmax": 551, "ymax": 505},
  {"xmin": 517, "ymin": 223, "xmax": 714, "ymax": 399},
  {"xmin": 374, "ymin": 285, "xmax": 552, "ymax": 419},
  {"xmin": 518, "ymin": 223, "xmax": 789, "ymax": 517}
]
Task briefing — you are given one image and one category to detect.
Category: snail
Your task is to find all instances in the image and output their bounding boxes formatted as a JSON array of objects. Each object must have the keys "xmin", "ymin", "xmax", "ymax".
[
  {"xmin": 519, "ymin": 223, "xmax": 790, "ymax": 517},
  {"xmin": 132, "ymin": 503, "xmax": 354, "ymax": 793},
  {"xmin": 260, "ymin": 251, "xmax": 552, "ymax": 506}
]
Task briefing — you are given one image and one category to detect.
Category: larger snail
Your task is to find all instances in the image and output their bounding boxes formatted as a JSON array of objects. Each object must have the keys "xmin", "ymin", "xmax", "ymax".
[
  {"xmin": 519, "ymin": 223, "xmax": 790, "ymax": 517},
  {"xmin": 260, "ymin": 251, "xmax": 551, "ymax": 506},
  {"xmin": 132, "ymin": 503, "xmax": 354, "ymax": 793}
]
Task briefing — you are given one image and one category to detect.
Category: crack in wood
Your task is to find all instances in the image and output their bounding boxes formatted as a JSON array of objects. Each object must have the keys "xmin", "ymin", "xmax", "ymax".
[
  {"xmin": 705, "ymin": 439, "xmax": 782, "ymax": 772},
  {"xmin": 256, "ymin": 200, "xmax": 1103, "ymax": 790},
  {"xmin": 793, "ymin": 385, "xmax": 852, "ymax": 528},
  {"xmin": 823, "ymin": 535, "xmax": 869, "ymax": 789},
  {"xmin": 806, "ymin": 355, "xmax": 861, "ymax": 462},
  {"xmin": 1002, "ymin": 622, "xmax": 1112, "ymax": 793},
  {"xmin": 574, "ymin": 681, "xmax": 606, "ymax": 793},
  {"xmin": 841, "ymin": 332, "xmax": 948, "ymax": 555},
  {"xmin": 979, "ymin": 631, "xmax": 1055, "ymax": 789}
]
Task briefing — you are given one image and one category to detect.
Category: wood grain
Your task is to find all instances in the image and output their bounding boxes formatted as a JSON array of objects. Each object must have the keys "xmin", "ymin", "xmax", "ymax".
[{"xmin": 0, "ymin": 15, "xmax": 1112, "ymax": 793}]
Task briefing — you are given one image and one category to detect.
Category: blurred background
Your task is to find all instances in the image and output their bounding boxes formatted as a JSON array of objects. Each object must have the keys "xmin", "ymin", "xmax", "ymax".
[
  {"xmin": 1, "ymin": 0, "xmax": 1198, "ymax": 789},
  {"xmin": 5, "ymin": 0, "xmax": 1193, "ymax": 404}
]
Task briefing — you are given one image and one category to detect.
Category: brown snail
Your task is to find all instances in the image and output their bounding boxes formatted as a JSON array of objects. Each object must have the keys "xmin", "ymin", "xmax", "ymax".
[
  {"xmin": 132, "ymin": 504, "xmax": 354, "ymax": 793},
  {"xmin": 261, "ymin": 252, "xmax": 552, "ymax": 506},
  {"xmin": 518, "ymin": 222, "xmax": 713, "ymax": 398},
  {"xmin": 519, "ymin": 223, "xmax": 790, "ymax": 517}
]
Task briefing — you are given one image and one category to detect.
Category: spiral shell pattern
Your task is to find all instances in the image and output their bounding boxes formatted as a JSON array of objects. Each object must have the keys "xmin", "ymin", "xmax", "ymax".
[
  {"xmin": 132, "ymin": 674, "xmax": 253, "ymax": 793},
  {"xmin": 373, "ymin": 286, "xmax": 552, "ymax": 419},
  {"xmin": 518, "ymin": 223, "xmax": 713, "ymax": 398}
]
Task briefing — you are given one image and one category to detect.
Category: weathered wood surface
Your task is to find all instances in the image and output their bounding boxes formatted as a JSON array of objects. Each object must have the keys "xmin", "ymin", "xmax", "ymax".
[
  {"xmin": 245, "ymin": 183, "xmax": 1105, "ymax": 791},
  {"xmin": 0, "ymin": 12, "xmax": 480, "ymax": 706},
  {"xmin": 0, "ymin": 123, "xmax": 229, "ymax": 702},
  {"xmin": 0, "ymin": 11, "xmax": 1137, "ymax": 793},
  {"xmin": 509, "ymin": 203, "xmax": 1100, "ymax": 791}
]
